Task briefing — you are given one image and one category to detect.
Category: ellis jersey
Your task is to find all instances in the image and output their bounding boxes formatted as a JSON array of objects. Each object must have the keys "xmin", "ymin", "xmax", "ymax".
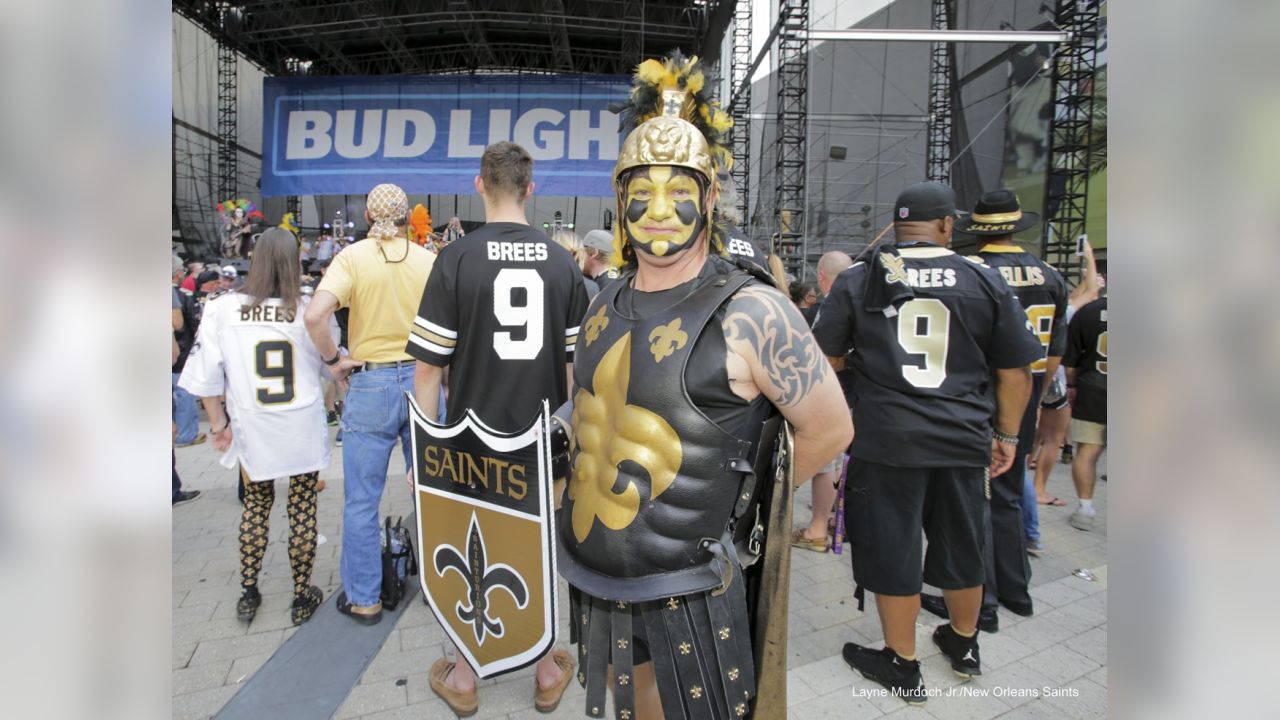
[
  {"xmin": 1064, "ymin": 297, "xmax": 1108, "ymax": 424},
  {"xmin": 813, "ymin": 244, "xmax": 1043, "ymax": 468},
  {"xmin": 179, "ymin": 293, "xmax": 337, "ymax": 481},
  {"xmin": 406, "ymin": 222, "xmax": 590, "ymax": 432},
  {"xmin": 972, "ymin": 244, "xmax": 1069, "ymax": 373}
]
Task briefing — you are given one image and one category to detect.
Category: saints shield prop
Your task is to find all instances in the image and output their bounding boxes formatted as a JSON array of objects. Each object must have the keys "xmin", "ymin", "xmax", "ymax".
[{"xmin": 406, "ymin": 395, "xmax": 558, "ymax": 678}]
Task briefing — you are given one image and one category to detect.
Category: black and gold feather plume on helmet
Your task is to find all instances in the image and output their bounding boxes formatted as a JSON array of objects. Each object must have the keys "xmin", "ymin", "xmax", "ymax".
[{"xmin": 609, "ymin": 51, "xmax": 736, "ymax": 265}]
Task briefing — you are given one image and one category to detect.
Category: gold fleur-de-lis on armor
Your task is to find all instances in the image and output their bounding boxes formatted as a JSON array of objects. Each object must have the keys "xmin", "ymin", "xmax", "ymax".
[
  {"xmin": 620, "ymin": 711, "xmax": 632, "ymax": 720},
  {"xmin": 584, "ymin": 305, "xmax": 609, "ymax": 346},
  {"xmin": 648, "ymin": 318, "xmax": 688, "ymax": 363},
  {"xmin": 690, "ymin": 686, "xmax": 703, "ymax": 700},
  {"xmin": 569, "ymin": 333, "xmax": 682, "ymax": 543},
  {"xmin": 679, "ymin": 642, "xmax": 691, "ymax": 655},
  {"xmin": 667, "ymin": 598, "xmax": 680, "ymax": 611},
  {"xmin": 718, "ymin": 627, "xmax": 731, "ymax": 640},
  {"xmin": 735, "ymin": 702, "xmax": 747, "ymax": 717},
  {"xmin": 728, "ymin": 668, "xmax": 740, "ymax": 681},
  {"xmin": 617, "ymin": 673, "xmax": 630, "ymax": 686}
]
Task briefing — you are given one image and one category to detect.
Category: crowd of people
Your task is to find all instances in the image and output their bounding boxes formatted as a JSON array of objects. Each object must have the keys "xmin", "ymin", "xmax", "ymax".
[{"xmin": 169, "ymin": 53, "xmax": 1106, "ymax": 720}]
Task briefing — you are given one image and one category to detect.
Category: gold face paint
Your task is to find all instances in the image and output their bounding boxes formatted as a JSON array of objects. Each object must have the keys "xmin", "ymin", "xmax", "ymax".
[{"xmin": 621, "ymin": 166, "xmax": 707, "ymax": 257}]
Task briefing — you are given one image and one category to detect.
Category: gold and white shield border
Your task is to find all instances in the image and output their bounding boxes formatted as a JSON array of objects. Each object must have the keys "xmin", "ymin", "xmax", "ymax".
[{"xmin": 404, "ymin": 393, "xmax": 558, "ymax": 678}]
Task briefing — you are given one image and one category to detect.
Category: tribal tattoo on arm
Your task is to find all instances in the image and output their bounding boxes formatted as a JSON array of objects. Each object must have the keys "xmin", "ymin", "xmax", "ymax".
[{"xmin": 723, "ymin": 284, "xmax": 827, "ymax": 407}]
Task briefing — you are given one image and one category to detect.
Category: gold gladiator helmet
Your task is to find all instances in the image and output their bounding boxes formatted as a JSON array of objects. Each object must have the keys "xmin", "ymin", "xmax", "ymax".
[{"xmin": 610, "ymin": 52, "xmax": 734, "ymax": 265}]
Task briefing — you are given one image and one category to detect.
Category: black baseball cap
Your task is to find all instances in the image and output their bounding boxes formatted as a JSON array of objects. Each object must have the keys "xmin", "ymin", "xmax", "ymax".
[
  {"xmin": 196, "ymin": 270, "xmax": 221, "ymax": 286},
  {"xmin": 893, "ymin": 181, "xmax": 959, "ymax": 222}
]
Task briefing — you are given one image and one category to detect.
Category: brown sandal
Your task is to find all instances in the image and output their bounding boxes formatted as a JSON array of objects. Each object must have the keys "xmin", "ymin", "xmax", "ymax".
[
  {"xmin": 429, "ymin": 658, "xmax": 478, "ymax": 717},
  {"xmin": 790, "ymin": 528, "xmax": 830, "ymax": 553},
  {"xmin": 533, "ymin": 648, "xmax": 576, "ymax": 713}
]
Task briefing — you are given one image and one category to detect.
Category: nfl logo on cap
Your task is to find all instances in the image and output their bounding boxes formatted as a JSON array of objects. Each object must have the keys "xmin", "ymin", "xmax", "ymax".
[{"xmin": 899, "ymin": 207, "xmax": 909, "ymax": 219}]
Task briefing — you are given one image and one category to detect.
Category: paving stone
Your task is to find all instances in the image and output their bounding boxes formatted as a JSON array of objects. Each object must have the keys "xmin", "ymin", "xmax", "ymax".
[
  {"xmin": 1028, "ymin": 579, "xmax": 1087, "ymax": 610},
  {"xmin": 171, "ymin": 684, "xmax": 239, "ymax": 720},
  {"xmin": 225, "ymin": 651, "xmax": 276, "ymax": 686},
  {"xmin": 793, "ymin": 654, "xmax": 857, "ymax": 695},
  {"xmin": 1041, "ymin": 601, "xmax": 1106, "ymax": 636},
  {"xmin": 791, "ymin": 686, "xmax": 882, "ymax": 719},
  {"xmin": 1086, "ymin": 666, "xmax": 1106, "ymax": 688},
  {"xmin": 797, "ymin": 598, "xmax": 862, "ymax": 631},
  {"xmin": 334, "ymin": 678, "xmax": 408, "ymax": 719},
  {"xmin": 1063, "ymin": 626, "xmax": 1107, "ymax": 666},
  {"xmin": 1002, "ymin": 614, "xmax": 1078, "ymax": 654},
  {"xmin": 361, "ymin": 648, "xmax": 437, "ymax": 684},
  {"xmin": 173, "ymin": 602, "xmax": 218, "ymax": 627},
  {"xmin": 172, "ymin": 661, "xmax": 232, "ymax": 696},
  {"xmin": 786, "ymin": 669, "xmax": 818, "ymax": 707},
  {"xmin": 970, "ymin": 629, "xmax": 1036, "ymax": 671},
  {"xmin": 187, "ymin": 630, "xmax": 285, "ymax": 667},
  {"xmin": 1024, "ymin": 645, "xmax": 1100, "ymax": 687},
  {"xmin": 973, "ymin": 662, "xmax": 1056, "ymax": 708},
  {"xmin": 173, "ymin": 619, "xmax": 250, "ymax": 648},
  {"xmin": 398, "ymin": 622, "xmax": 449, "ymax": 652},
  {"xmin": 923, "ymin": 685, "xmax": 1013, "ymax": 720},
  {"xmin": 1040, "ymin": 677, "xmax": 1107, "ymax": 719},
  {"xmin": 174, "ymin": 643, "xmax": 197, "ymax": 670}
]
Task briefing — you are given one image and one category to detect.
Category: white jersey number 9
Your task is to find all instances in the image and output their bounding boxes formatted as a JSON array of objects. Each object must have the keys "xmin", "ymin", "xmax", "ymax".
[
  {"xmin": 493, "ymin": 268, "xmax": 545, "ymax": 360},
  {"xmin": 897, "ymin": 298, "xmax": 951, "ymax": 389}
]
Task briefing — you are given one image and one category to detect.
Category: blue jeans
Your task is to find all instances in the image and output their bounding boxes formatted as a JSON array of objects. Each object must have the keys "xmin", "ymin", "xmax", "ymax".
[
  {"xmin": 172, "ymin": 373, "xmax": 200, "ymax": 445},
  {"xmin": 339, "ymin": 365, "xmax": 414, "ymax": 606},
  {"xmin": 1021, "ymin": 466, "xmax": 1040, "ymax": 545}
]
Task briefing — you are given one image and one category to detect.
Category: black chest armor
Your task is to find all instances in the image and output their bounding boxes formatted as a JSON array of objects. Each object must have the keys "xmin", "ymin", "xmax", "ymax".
[{"xmin": 558, "ymin": 261, "xmax": 759, "ymax": 601}]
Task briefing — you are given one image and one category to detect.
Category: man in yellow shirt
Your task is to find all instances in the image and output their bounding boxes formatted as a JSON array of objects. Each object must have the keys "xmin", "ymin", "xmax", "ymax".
[{"xmin": 305, "ymin": 183, "xmax": 435, "ymax": 625}]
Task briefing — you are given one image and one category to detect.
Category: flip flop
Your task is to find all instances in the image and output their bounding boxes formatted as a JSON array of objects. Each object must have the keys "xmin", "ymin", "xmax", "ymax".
[{"xmin": 1037, "ymin": 497, "xmax": 1068, "ymax": 507}]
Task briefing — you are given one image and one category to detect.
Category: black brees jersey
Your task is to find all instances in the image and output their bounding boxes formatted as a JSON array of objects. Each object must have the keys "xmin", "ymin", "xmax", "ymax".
[
  {"xmin": 813, "ymin": 243, "xmax": 1043, "ymax": 468},
  {"xmin": 972, "ymin": 244, "xmax": 1069, "ymax": 373},
  {"xmin": 406, "ymin": 222, "xmax": 590, "ymax": 433},
  {"xmin": 1064, "ymin": 296, "xmax": 1108, "ymax": 424}
]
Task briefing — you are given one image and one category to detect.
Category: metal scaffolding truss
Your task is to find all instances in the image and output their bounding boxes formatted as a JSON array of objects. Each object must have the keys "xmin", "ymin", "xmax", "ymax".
[
  {"xmin": 216, "ymin": 3, "xmax": 239, "ymax": 204},
  {"xmin": 173, "ymin": 0, "xmax": 712, "ymax": 77},
  {"xmin": 771, "ymin": 0, "xmax": 809, "ymax": 279},
  {"xmin": 925, "ymin": 0, "xmax": 953, "ymax": 182},
  {"xmin": 728, "ymin": 0, "xmax": 752, "ymax": 223},
  {"xmin": 1041, "ymin": 0, "xmax": 1100, "ymax": 283}
]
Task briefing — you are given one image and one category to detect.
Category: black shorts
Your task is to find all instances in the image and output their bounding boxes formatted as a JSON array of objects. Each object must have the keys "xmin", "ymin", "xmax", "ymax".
[
  {"xmin": 1041, "ymin": 395, "xmax": 1069, "ymax": 411},
  {"xmin": 844, "ymin": 460, "xmax": 988, "ymax": 596}
]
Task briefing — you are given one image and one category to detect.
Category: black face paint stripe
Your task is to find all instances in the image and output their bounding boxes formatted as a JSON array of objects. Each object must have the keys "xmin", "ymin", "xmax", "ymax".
[
  {"xmin": 674, "ymin": 200, "xmax": 699, "ymax": 225},
  {"xmin": 626, "ymin": 198, "xmax": 649, "ymax": 223}
]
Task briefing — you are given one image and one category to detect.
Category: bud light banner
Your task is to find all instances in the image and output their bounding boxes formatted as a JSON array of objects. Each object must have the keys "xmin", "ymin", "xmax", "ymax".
[{"xmin": 262, "ymin": 75, "xmax": 631, "ymax": 198}]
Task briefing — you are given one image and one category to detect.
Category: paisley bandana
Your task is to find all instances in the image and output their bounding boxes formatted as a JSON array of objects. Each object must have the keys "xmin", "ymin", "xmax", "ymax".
[{"xmin": 366, "ymin": 183, "xmax": 409, "ymax": 240}]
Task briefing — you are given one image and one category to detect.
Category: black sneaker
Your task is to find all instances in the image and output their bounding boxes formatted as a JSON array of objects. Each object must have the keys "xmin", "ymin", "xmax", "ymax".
[
  {"xmin": 237, "ymin": 586, "xmax": 262, "ymax": 622},
  {"xmin": 932, "ymin": 624, "xmax": 982, "ymax": 678},
  {"xmin": 326, "ymin": 410, "xmax": 339, "ymax": 427},
  {"xmin": 842, "ymin": 643, "xmax": 927, "ymax": 705},
  {"xmin": 919, "ymin": 593, "xmax": 999, "ymax": 633},
  {"xmin": 291, "ymin": 585, "xmax": 324, "ymax": 625},
  {"xmin": 172, "ymin": 489, "xmax": 202, "ymax": 506}
]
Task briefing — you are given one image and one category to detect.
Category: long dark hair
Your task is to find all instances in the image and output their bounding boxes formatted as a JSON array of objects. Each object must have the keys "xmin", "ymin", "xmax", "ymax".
[{"xmin": 242, "ymin": 227, "xmax": 302, "ymax": 309}]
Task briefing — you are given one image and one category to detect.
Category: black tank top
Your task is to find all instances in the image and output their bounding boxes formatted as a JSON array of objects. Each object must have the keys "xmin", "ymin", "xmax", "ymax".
[{"xmin": 616, "ymin": 261, "xmax": 774, "ymax": 453}]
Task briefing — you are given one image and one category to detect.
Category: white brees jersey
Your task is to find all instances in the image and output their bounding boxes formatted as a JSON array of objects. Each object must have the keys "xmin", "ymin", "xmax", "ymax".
[{"xmin": 179, "ymin": 293, "xmax": 338, "ymax": 481}]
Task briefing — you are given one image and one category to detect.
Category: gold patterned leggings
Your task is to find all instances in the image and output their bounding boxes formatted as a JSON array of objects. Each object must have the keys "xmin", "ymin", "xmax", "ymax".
[{"xmin": 239, "ymin": 468, "xmax": 320, "ymax": 596}]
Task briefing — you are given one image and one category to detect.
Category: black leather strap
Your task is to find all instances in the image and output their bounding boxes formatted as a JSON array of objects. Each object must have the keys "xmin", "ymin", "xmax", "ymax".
[
  {"xmin": 641, "ymin": 601, "xmax": 688, "ymax": 720},
  {"xmin": 661, "ymin": 596, "xmax": 715, "ymax": 720},
  {"xmin": 584, "ymin": 596, "xmax": 610, "ymax": 718},
  {"xmin": 611, "ymin": 602, "xmax": 636, "ymax": 719}
]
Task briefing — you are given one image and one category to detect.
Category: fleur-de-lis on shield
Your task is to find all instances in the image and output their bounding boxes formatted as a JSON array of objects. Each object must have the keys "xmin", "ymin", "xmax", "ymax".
[{"xmin": 434, "ymin": 512, "xmax": 529, "ymax": 645}]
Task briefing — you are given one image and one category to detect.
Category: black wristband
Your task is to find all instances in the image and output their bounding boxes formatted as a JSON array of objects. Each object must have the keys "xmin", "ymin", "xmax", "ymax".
[{"xmin": 324, "ymin": 352, "xmax": 341, "ymax": 366}]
